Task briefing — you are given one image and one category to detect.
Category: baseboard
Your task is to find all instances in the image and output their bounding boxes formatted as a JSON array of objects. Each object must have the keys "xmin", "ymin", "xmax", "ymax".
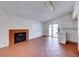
[
  {"xmin": 66, "ymin": 40, "xmax": 77, "ymax": 44},
  {"xmin": 42, "ymin": 35, "xmax": 49, "ymax": 37},
  {"xmin": 30, "ymin": 36, "xmax": 43, "ymax": 40},
  {"xmin": 30, "ymin": 35, "xmax": 49, "ymax": 40}
]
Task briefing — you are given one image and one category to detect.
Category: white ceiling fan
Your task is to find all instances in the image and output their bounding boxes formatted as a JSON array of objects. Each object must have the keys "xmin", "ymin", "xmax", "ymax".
[{"xmin": 43, "ymin": 1, "xmax": 55, "ymax": 10}]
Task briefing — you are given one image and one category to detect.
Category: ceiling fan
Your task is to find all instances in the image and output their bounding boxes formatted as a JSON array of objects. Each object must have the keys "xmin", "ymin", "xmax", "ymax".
[{"xmin": 43, "ymin": 1, "xmax": 55, "ymax": 10}]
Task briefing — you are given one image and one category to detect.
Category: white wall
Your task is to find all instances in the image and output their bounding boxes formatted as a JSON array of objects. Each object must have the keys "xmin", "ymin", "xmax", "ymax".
[
  {"xmin": 73, "ymin": 2, "xmax": 79, "ymax": 51},
  {"xmin": 73, "ymin": 2, "xmax": 79, "ymax": 19},
  {"xmin": 78, "ymin": 14, "xmax": 79, "ymax": 51},
  {"xmin": 43, "ymin": 13, "xmax": 78, "ymax": 43},
  {"xmin": 0, "ymin": 12, "xmax": 43, "ymax": 48}
]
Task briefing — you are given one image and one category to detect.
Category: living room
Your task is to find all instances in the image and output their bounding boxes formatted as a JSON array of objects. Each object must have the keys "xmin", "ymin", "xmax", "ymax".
[{"xmin": 0, "ymin": 0, "xmax": 79, "ymax": 57}]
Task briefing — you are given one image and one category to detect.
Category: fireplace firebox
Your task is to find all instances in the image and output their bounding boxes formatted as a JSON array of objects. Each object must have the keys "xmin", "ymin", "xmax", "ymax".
[{"xmin": 14, "ymin": 32, "xmax": 26, "ymax": 43}]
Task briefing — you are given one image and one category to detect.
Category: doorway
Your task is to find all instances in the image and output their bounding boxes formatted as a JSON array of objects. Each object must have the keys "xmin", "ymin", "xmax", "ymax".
[
  {"xmin": 49, "ymin": 24, "xmax": 53, "ymax": 37},
  {"xmin": 49, "ymin": 24, "xmax": 58, "ymax": 37}
]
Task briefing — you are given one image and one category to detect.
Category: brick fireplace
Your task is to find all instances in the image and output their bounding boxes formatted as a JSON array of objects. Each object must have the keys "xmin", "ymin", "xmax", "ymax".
[{"xmin": 9, "ymin": 29, "xmax": 29, "ymax": 47}]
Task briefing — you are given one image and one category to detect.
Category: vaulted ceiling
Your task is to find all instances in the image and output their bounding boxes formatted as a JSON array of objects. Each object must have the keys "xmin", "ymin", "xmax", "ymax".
[{"xmin": 0, "ymin": 1, "xmax": 74, "ymax": 22}]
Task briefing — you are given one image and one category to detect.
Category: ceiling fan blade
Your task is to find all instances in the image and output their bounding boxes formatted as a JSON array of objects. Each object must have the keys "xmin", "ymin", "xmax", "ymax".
[
  {"xmin": 43, "ymin": 1, "xmax": 47, "ymax": 5},
  {"xmin": 43, "ymin": 1, "xmax": 55, "ymax": 11},
  {"xmin": 49, "ymin": 1, "xmax": 55, "ymax": 10}
]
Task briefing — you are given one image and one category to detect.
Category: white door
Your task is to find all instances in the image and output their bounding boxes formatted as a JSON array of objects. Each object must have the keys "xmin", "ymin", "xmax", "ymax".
[
  {"xmin": 49, "ymin": 24, "xmax": 58, "ymax": 37},
  {"xmin": 49, "ymin": 24, "xmax": 53, "ymax": 37},
  {"xmin": 53, "ymin": 24, "xmax": 58, "ymax": 37}
]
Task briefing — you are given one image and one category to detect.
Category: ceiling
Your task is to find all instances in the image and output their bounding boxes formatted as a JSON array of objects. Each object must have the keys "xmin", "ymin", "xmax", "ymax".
[{"xmin": 0, "ymin": 1, "xmax": 74, "ymax": 22}]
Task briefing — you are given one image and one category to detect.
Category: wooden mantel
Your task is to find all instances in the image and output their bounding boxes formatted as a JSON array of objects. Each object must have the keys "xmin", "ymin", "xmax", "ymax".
[{"xmin": 9, "ymin": 29, "xmax": 29, "ymax": 47}]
